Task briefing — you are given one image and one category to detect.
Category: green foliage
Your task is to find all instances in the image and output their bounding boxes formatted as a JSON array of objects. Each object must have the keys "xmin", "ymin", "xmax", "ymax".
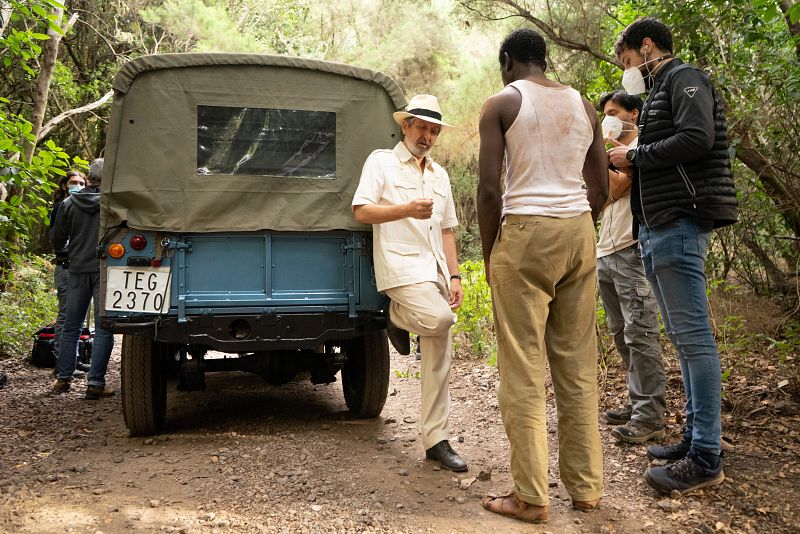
[
  {"xmin": 141, "ymin": 0, "xmax": 264, "ymax": 53},
  {"xmin": 0, "ymin": 106, "xmax": 83, "ymax": 262},
  {"xmin": 453, "ymin": 259, "xmax": 496, "ymax": 364},
  {"xmin": 0, "ymin": 255, "xmax": 58, "ymax": 358},
  {"xmin": 0, "ymin": 0, "xmax": 65, "ymax": 75},
  {"xmin": 0, "ymin": 1, "xmax": 89, "ymax": 271},
  {"xmin": 393, "ymin": 368, "xmax": 421, "ymax": 379}
]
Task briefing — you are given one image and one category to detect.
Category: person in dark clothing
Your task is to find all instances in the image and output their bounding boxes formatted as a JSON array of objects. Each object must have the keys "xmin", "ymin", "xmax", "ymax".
[
  {"xmin": 50, "ymin": 170, "xmax": 88, "ymax": 376},
  {"xmin": 50, "ymin": 159, "xmax": 115, "ymax": 399},
  {"xmin": 608, "ymin": 17, "xmax": 737, "ymax": 495}
]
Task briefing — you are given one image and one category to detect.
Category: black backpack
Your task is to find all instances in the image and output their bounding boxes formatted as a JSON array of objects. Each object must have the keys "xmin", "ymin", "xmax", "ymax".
[{"xmin": 31, "ymin": 324, "xmax": 93, "ymax": 368}]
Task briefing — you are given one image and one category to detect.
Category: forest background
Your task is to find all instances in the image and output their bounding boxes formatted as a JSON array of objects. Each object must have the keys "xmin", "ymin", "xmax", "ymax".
[{"xmin": 0, "ymin": 0, "xmax": 799, "ymax": 367}]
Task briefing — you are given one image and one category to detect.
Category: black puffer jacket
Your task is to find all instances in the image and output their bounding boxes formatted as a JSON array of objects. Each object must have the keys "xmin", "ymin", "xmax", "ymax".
[{"xmin": 631, "ymin": 58, "xmax": 737, "ymax": 233}]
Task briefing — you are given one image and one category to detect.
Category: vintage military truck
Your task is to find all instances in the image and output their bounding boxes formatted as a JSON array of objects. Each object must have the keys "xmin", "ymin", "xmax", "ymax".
[{"xmin": 98, "ymin": 54, "xmax": 406, "ymax": 435}]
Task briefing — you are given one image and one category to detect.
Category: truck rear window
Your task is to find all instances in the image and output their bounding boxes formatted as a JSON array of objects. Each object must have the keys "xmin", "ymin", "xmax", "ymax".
[{"xmin": 196, "ymin": 106, "xmax": 336, "ymax": 178}]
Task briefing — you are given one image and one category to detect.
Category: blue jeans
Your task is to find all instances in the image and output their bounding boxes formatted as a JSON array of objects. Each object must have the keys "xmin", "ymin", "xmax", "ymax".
[
  {"xmin": 638, "ymin": 218, "xmax": 721, "ymax": 455},
  {"xmin": 56, "ymin": 272, "xmax": 115, "ymax": 387}
]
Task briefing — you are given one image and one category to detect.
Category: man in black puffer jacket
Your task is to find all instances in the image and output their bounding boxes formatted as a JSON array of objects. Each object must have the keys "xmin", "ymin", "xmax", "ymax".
[{"xmin": 608, "ymin": 17, "xmax": 737, "ymax": 496}]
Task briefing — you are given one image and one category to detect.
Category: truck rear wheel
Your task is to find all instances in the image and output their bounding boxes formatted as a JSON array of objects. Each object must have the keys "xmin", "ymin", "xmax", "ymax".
[
  {"xmin": 121, "ymin": 335, "xmax": 167, "ymax": 436},
  {"xmin": 342, "ymin": 330, "xmax": 389, "ymax": 418}
]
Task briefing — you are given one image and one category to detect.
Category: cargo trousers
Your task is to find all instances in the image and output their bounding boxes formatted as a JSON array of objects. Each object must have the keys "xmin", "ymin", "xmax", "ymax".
[
  {"xmin": 490, "ymin": 213, "xmax": 604, "ymax": 506},
  {"xmin": 597, "ymin": 244, "xmax": 666, "ymax": 425}
]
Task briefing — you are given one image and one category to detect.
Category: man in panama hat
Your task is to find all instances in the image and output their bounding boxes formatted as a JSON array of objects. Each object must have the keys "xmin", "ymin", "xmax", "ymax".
[{"xmin": 352, "ymin": 94, "xmax": 467, "ymax": 472}]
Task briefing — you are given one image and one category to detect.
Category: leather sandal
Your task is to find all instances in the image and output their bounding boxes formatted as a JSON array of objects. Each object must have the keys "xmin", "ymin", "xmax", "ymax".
[
  {"xmin": 481, "ymin": 490, "xmax": 549, "ymax": 524},
  {"xmin": 572, "ymin": 498, "xmax": 601, "ymax": 512}
]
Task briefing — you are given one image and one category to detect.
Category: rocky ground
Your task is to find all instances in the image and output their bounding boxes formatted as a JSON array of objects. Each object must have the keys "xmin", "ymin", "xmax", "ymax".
[{"xmin": 0, "ymin": 309, "xmax": 798, "ymax": 533}]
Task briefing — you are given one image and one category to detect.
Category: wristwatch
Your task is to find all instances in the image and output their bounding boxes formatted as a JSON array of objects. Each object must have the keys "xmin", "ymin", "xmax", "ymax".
[
  {"xmin": 626, "ymin": 148, "xmax": 637, "ymax": 163},
  {"xmin": 450, "ymin": 274, "xmax": 462, "ymax": 281}
]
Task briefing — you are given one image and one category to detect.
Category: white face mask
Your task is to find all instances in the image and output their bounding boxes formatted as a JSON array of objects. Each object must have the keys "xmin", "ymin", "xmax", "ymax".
[
  {"xmin": 601, "ymin": 115, "xmax": 636, "ymax": 140},
  {"xmin": 622, "ymin": 67, "xmax": 647, "ymax": 95},
  {"xmin": 67, "ymin": 184, "xmax": 83, "ymax": 194},
  {"xmin": 621, "ymin": 47, "xmax": 662, "ymax": 95}
]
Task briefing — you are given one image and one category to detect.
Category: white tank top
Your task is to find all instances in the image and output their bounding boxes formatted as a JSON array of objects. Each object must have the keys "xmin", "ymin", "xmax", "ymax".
[{"xmin": 502, "ymin": 80, "xmax": 593, "ymax": 218}]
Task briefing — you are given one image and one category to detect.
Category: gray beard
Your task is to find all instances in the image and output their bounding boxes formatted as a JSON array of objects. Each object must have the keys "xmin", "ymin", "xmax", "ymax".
[{"xmin": 404, "ymin": 138, "xmax": 430, "ymax": 159}]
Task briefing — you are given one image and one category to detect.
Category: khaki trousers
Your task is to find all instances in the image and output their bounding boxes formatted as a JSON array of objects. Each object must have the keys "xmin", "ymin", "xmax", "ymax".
[
  {"xmin": 490, "ymin": 213, "xmax": 604, "ymax": 506},
  {"xmin": 384, "ymin": 273, "xmax": 455, "ymax": 450}
]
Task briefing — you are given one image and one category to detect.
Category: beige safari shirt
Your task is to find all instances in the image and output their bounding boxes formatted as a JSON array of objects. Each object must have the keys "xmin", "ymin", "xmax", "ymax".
[{"xmin": 352, "ymin": 142, "xmax": 458, "ymax": 292}]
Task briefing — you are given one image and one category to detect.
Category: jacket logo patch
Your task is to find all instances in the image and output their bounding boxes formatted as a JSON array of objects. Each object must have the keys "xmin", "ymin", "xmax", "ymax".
[{"xmin": 684, "ymin": 87, "xmax": 699, "ymax": 98}]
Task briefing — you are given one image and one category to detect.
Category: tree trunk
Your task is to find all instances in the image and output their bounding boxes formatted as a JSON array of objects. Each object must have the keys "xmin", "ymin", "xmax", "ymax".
[
  {"xmin": 23, "ymin": 8, "xmax": 78, "ymax": 163},
  {"xmin": 0, "ymin": 2, "xmax": 12, "ymax": 39},
  {"xmin": 741, "ymin": 232, "xmax": 790, "ymax": 294},
  {"xmin": 779, "ymin": 0, "xmax": 800, "ymax": 59}
]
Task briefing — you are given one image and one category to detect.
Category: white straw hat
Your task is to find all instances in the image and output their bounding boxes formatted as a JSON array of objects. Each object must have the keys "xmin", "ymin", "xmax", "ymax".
[{"xmin": 392, "ymin": 94, "xmax": 453, "ymax": 129}]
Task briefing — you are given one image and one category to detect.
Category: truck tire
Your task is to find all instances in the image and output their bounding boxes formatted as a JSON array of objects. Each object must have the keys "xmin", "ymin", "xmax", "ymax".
[
  {"xmin": 342, "ymin": 330, "xmax": 390, "ymax": 418},
  {"xmin": 121, "ymin": 335, "xmax": 167, "ymax": 436}
]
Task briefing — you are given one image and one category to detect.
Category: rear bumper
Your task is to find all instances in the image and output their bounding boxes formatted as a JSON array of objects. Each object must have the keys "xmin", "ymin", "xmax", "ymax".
[{"xmin": 101, "ymin": 311, "xmax": 386, "ymax": 351}]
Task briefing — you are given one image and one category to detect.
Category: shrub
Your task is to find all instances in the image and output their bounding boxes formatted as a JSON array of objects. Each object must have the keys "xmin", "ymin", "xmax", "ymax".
[
  {"xmin": 453, "ymin": 259, "xmax": 496, "ymax": 364},
  {"xmin": 0, "ymin": 254, "xmax": 58, "ymax": 358}
]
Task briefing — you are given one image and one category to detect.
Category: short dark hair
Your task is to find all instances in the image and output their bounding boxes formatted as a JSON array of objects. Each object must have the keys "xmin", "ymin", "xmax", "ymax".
[
  {"xmin": 499, "ymin": 28, "xmax": 547, "ymax": 71},
  {"xmin": 614, "ymin": 17, "xmax": 673, "ymax": 57},
  {"xmin": 599, "ymin": 90, "xmax": 643, "ymax": 114}
]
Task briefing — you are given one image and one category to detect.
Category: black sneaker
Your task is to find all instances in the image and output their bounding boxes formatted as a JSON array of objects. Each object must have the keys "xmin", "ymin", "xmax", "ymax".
[
  {"xmin": 604, "ymin": 405, "xmax": 632, "ymax": 425},
  {"xmin": 647, "ymin": 437, "xmax": 691, "ymax": 462},
  {"xmin": 644, "ymin": 450, "xmax": 724, "ymax": 495}
]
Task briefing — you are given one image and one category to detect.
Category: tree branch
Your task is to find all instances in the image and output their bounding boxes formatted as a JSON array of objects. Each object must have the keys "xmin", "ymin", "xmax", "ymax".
[
  {"xmin": 499, "ymin": 0, "xmax": 621, "ymax": 67},
  {"xmin": 38, "ymin": 89, "xmax": 113, "ymax": 141}
]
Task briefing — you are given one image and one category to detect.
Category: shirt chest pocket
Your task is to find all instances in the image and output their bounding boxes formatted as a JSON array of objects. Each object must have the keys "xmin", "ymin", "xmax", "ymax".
[{"xmin": 395, "ymin": 177, "xmax": 420, "ymax": 202}]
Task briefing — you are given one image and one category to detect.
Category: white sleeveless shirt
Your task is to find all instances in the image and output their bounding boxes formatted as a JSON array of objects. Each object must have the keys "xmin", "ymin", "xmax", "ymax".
[{"xmin": 502, "ymin": 80, "xmax": 593, "ymax": 218}]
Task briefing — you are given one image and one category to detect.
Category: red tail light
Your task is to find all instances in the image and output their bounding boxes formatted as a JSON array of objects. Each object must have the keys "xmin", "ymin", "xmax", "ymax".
[{"xmin": 130, "ymin": 234, "xmax": 147, "ymax": 250}]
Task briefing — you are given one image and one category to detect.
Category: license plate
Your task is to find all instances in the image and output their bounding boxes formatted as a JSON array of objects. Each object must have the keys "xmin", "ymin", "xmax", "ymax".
[{"xmin": 105, "ymin": 266, "xmax": 171, "ymax": 313}]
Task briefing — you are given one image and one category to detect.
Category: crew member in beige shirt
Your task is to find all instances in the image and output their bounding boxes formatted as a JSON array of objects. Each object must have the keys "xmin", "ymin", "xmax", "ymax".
[{"xmin": 352, "ymin": 94, "xmax": 467, "ymax": 472}]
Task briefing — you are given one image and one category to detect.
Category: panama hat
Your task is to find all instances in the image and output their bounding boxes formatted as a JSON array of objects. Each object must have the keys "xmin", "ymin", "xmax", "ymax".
[{"xmin": 392, "ymin": 94, "xmax": 453, "ymax": 129}]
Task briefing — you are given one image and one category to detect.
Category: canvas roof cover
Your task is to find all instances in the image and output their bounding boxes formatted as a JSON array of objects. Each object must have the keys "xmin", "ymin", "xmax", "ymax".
[{"xmin": 100, "ymin": 53, "xmax": 407, "ymax": 233}]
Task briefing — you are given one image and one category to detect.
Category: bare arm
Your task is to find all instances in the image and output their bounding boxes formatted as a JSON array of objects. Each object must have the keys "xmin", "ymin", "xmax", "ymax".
[
  {"xmin": 477, "ymin": 95, "xmax": 508, "ymax": 273},
  {"xmin": 353, "ymin": 198, "xmax": 433, "ymax": 224},
  {"xmin": 601, "ymin": 169, "xmax": 633, "ymax": 210},
  {"xmin": 581, "ymin": 98, "xmax": 610, "ymax": 221},
  {"xmin": 442, "ymin": 227, "xmax": 462, "ymax": 309}
]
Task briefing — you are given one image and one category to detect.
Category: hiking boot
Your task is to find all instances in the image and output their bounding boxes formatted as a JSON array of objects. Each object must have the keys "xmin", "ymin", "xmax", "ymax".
[
  {"xmin": 85, "ymin": 385, "xmax": 115, "ymax": 400},
  {"xmin": 52, "ymin": 378, "xmax": 71, "ymax": 394},
  {"xmin": 611, "ymin": 420, "xmax": 666, "ymax": 444},
  {"xmin": 644, "ymin": 449, "xmax": 724, "ymax": 495},
  {"xmin": 647, "ymin": 437, "xmax": 691, "ymax": 462},
  {"xmin": 76, "ymin": 362, "xmax": 91, "ymax": 372},
  {"xmin": 604, "ymin": 405, "xmax": 632, "ymax": 425}
]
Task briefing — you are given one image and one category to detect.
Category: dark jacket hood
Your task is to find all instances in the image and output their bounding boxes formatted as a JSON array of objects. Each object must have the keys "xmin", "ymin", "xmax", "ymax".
[{"xmin": 68, "ymin": 186, "xmax": 101, "ymax": 214}]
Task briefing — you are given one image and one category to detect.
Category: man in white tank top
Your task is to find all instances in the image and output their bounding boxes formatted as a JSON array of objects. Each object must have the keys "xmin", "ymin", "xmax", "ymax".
[
  {"xmin": 596, "ymin": 91, "xmax": 667, "ymax": 444},
  {"xmin": 477, "ymin": 29, "xmax": 608, "ymax": 524}
]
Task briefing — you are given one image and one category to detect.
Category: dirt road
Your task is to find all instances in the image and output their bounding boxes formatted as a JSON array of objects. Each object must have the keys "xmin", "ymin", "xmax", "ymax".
[{"xmin": 0, "ymin": 342, "xmax": 798, "ymax": 533}]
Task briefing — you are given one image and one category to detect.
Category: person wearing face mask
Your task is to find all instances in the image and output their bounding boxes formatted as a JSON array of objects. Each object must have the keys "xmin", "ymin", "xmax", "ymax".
[
  {"xmin": 352, "ymin": 95, "xmax": 467, "ymax": 473},
  {"xmin": 51, "ymin": 159, "xmax": 116, "ymax": 399},
  {"xmin": 50, "ymin": 170, "xmax": 89, "ymax": 377},
  {"xmin": 596, "ymin": 91, "xmax": 667, "ymax": 445},
  {"xmin": 608, "ymin": 17, "xmax": 737, "ymax": 495}
]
